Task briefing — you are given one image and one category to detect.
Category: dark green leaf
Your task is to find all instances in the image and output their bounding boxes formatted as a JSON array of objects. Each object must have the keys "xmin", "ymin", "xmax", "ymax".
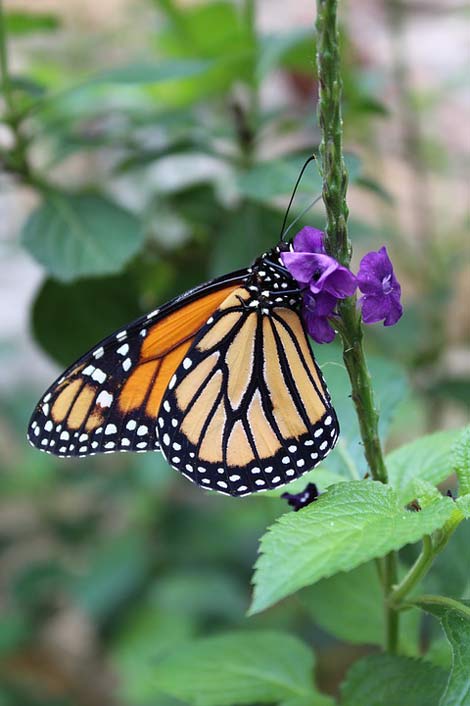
[
  {"xmin": 301, "ymin": 562, "xmax": 383, "ymax": 645},
  {"xmin": 250, "ymin": 481, "xmax": 454, "ymax": 615},
  {"xmin": 152, "ymin": 630, "xmax": 333, "ymax": 706},
  {"xmin": 22, "ymin": 192, "xmax": 143, "ymax": 282},
  {"xmin": 302, "ymin": 560, "xmax": 419, "ymax": 649},
  {"xmin": 340, "ymin": 654, "xmax": 447, "ymax": 706},
  {"xmin": 424, "ymin": 521, "xmax": 470, "ymax": 599},
  {"xmin": 414, "ymin": 598, "xmax": 470, "ymax": 706},
  {"xmin": 31, "ymin": 273, "xmax": 142, "ymax": 366}
]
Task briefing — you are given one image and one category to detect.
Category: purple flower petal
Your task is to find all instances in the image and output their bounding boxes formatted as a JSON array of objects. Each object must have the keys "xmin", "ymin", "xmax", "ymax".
[
  {"xmin": 357, "ymin": 246, "xmax": 403, "ymax": 327},
  {"xmin": 303, "ymin": 292, "xmax": 337, "ymax": 343},
  {"xmin": 384, "ymin": 294, "xmax": 403, "ymax": 326},
  {"xmin": 306, "ymin": 314, "xmax": 336, "ymax": 344},
  {"xmin": 359, "ymin": 293, "xmax": 392, "ymax": 325},
  {"xmin": 280, "ymin": 251, "xmax": 319, "ymax": 284},
  {"xmin": 293, "ymin": 226, "xmax": 325, "ymax": 254},
  {"xmin": 304, "ymin": 291, "xmax": 337, "ymax": 317},
  {"xmin": 307, "ymin": 254, "xmax": 357, "ymax": 298}
]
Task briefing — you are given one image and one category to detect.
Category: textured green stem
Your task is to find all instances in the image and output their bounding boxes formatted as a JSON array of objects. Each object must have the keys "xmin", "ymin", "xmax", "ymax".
[
  {"xmin": 384, "ymin": 552, "xmax": 399, "ymax": 653},
  {"xmin": 389, "ymin": 535, "xmax": 434, "ymax": 607},
  {"xmin": 315, "ymin": 0, "xmax": 397, "ymax": 652},
  {"xmin": 315, "ymin": 0, "xmax": 350, "ymax": 266},
  {"xmin": 410, "ymin": 595, "xmax": 470, "ymax": 621}
]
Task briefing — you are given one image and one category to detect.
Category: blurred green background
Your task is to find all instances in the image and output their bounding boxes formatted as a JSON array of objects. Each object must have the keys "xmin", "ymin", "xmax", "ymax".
[{"xmin": 0, "ymin": 0, "xmax": 468, "ymax": 704}]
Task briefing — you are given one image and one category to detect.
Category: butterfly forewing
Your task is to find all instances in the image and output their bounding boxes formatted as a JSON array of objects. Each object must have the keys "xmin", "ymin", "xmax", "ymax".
[
  {"xmin": 27, "ymin": 273, "xmax": 247, "ymax": 457},
  {"xmin": 157, "ymin": 286, "xmax": 339, "ymax": 496}
]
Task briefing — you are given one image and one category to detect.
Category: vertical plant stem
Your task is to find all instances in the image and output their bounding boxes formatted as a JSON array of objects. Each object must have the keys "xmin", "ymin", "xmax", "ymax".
[
  {"xmin": 0, "ymin": 0, "xmax": 14, "ymax": 116},
  {"xmin": 315, "ymin": 0, "xmax": 350, "ymax": 267},
  {"xmin": 315, "ymin": 0, "xmax": 399, "ymax": 652}
]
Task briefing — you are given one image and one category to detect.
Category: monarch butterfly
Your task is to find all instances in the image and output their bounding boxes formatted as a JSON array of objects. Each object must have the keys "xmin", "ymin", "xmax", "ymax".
[{"xmin": 27, "ymin": 167, "xmax": 339, "ymax": 497}]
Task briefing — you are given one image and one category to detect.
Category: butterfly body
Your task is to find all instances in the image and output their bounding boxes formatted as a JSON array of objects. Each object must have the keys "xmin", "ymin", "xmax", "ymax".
[{"xmin": 28, "ymin": 242, "xmax": 339, "ymax": 496}]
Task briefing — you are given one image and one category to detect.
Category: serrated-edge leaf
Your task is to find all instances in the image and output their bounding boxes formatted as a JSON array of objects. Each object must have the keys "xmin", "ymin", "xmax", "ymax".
[
  {"xmin": 453, "ymin": 428, "xmax": 470, "ymax": 497},
  {"xmin": 340, "ymin": 654, "xmax": 447, "ymax": 706},
  {"xmin": 387, "ymin": 428, "xmax": 465, "ymax": 505},
  {"xmin": 456, "ymin": 496, "xmax": 470, "ymax": 519},
  {"xmin": 413, "ymin": 479, "xmax": 444, "ymax": 507},
  {"xmin": 250, "ymin": 480, "xmax": 455, "ymax": 615}
]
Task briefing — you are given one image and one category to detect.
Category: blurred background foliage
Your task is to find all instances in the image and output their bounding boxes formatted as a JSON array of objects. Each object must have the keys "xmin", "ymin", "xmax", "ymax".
[{"xmin": 0, "ymin": 0, "xmax": 468, "ymax": 704}]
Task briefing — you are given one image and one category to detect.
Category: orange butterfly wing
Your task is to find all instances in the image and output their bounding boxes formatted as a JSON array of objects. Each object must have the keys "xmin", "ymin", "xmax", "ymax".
[
  {"xmin": 157, "ymin": 287, "xmax": 338, "ymax": 496},
  {"xmin": 27, "ymin": 275, "xmax": 244, "ymax": 457}
]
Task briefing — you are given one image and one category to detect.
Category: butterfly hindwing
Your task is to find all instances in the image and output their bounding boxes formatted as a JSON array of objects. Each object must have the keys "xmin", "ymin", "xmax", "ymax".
[
  {"xmin": 157, "ymin": 287, "xmax": 339, "ymax": 496},
  {"xmin": 27, "ymin": 272, "xmax": 247, "ymax": 457}
]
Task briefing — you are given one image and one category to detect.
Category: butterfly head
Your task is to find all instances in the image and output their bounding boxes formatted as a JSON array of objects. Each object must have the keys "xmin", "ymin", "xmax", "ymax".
[{"xmin": 245, "ymin": 244, "xmax": 302, "ymax": 312}]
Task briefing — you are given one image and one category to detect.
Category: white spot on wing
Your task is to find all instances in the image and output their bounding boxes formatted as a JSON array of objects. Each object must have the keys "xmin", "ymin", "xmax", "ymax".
[
  {"xmin": 96, "ymin": 391, "xmax": 113, "ymax": 408},
  {"xmin": 92, "ymin": 368, "xmax": 106, "ymax": 384}
]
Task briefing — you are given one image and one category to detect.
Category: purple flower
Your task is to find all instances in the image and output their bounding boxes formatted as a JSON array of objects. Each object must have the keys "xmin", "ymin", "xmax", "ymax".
[
  {"xmin": 282, "ymin": 482, "xmax": 319, "ymax": 511},
  {"xmin": 292, "ymin": 226, "xmax": 326, "ymax": 254},
  {"xmin": 357, "ymin": 246, "xmax": 403, "ymax": 326},
  {"xmin": 302, "ymin": 291, "xmax": 337, "ymax": 344},
  {"xmin": 281, "ymin": 229, "xmax": 357, "ymax": 299}
]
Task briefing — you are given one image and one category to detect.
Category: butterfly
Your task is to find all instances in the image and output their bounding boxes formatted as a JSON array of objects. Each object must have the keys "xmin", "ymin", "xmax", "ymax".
[{"xmin": 27, "ymin": 238, "xmax": 339, "ymax": 497}]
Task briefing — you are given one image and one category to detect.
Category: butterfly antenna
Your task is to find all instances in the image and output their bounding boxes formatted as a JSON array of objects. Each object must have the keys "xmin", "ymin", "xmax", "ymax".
[
  {"xmin": 280, "ymin": 154, "xmax": 317, "ymax": 242},
  {"xmin": 282, "ymin": 193, "xmax": 323, "ymax": 241}
]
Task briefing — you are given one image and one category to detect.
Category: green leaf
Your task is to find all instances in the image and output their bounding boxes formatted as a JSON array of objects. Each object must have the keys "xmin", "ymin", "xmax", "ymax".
[
  {"xmin": 301, "ymin": 562, "xmax": 384, "ymax": 645},
  {"xmin": 456, "ymin": 495, "xmax": 470, "ymax": 519},
  {"xmin": 299, "ymin": 562, "xmax": 419, "ymax": 655},
  {"xmin": 302, "ymin": 560, "xmax": 419, "ymax": 649},
  {"xmin": 31, "ymin": 274, "xmax": 142, "ymax": 366},
  {"xmin": 22, "ymin": 192, "xmax": 143, "ymax": 282},
  {"xmin": 4, "ymin": 10, "xmax": 60, "ymax": 34},
  {"xmin": 152, "ymin": 630, "xmax": 333, "ymax": 706},
  {"xmin": 413, "ymin": 598, "xmax": 470, "ymax": 706},
  {"xmin": 387, "ymin": 428, "xmax": 466, "ymax": 505},
  {"xmin": 250, "ymin": 480, "xmax": 454, "ymax": 615},
  {"xmin": 112, "ymin": 608, "xmax": 195, "ymax": 706},
  {"xmin": 340, "ymin": 654, "xmax": 447, "ymax": 706},
  {"xmin": 453, "ymin": 427, "xmax": 470, "ymax": 496},
  {"xmin": 424, "ymin": 521, "xmax": 470, "ymax": 598}
]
